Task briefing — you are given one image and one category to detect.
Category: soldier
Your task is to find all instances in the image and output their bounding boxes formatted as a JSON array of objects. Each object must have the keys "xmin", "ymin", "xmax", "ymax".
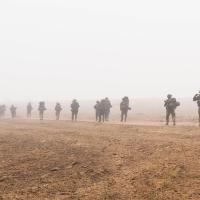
[
  {"xmin": 27, "ymin": 102, "xmax": 33, "ymax": 119},
  {"xmin": 94, "ymin": 101, "xmax": 100, "ymax": 121},
  {"xmin": 10, "ymin": 105, "xmax": 17, "ymax": 119},
  {"xmin": 0, "ymin": 105, "xmax": 6, "ymax": 118},
  {"xmin": 164, "ymin": 94, "xmax": 180, "ymax": 126},
  {"xmin": 120, "ymin": 96, "xmax": 131, "ymax": 122},
  {"xmin": 104, "ymin": 97, "xmax": 112, "ymax": 121},
  {"xmin": 193, "ymin": 91, "xmax": 200, "ymax": 127},
  {"xmin": 55, "ymin": 102, "xmax": 62, "ymax": 120},
  {"xmin": 98, "ymin": 99, "xmax": 106, "ymax": 122},
  {"xmin": 38, "ymin": 101, "xmax": 46, "ymax": 120},
  {"xmin": 71, "ymin": 99, "xmax": 80, "ymax": 121}
]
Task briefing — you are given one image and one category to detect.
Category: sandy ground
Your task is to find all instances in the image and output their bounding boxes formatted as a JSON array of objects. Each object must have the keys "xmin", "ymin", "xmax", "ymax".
[{"xmin": 0, "ymin": 120, "xmax": 200, "ymax": 200}]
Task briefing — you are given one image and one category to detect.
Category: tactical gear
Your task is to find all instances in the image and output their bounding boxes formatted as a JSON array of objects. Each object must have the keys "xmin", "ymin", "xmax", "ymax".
[
  {"xmin": 71, "ymin": 100, "xmax": 80, "ymax": 121},
  {"xmin": 120, "ymin": 97, "xmax": 131, "ymax": 122},
  {"xmin": 38, "ymin": 102, "xmax": 46, "ymax": 120},
  {"xmin": 55, "ymin": 103, "xmax": 62, "ymax": 120},
  {"xmin": 164, "ymin": 96, "xmax": 180, "ymax": 126},
  {"xmin": 193, "ymin": 93, "xmax": 200, "ymax": 126},
  {"xmin": 10, "ymin": 105, "xmax": 17, "ymax": 119},
  {"xmin": 27, "ymin": 103, "xmax": 33, "ymax": 118}
]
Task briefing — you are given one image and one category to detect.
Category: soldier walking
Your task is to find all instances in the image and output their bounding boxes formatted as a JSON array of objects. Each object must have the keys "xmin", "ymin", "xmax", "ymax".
[
  {"xmin": 120, "ymin": 96, "xmax": 131, "ymax": 122},
  {"xmin": 164, "ymin": 94, "xmax": 180, "ymax": 126},
  {"xmin": 104, "ymin": 97, "xmax": 112, "ymax": 121},
  {"xmin": 193, "ymin": 91, "xmax": 200, "ymax": 127},
  {"xmin": 10, "ymin": 105, "xmax": 17, "ymax": 119},
  {"xmin": 94, "ymin": 101, "xmax": 100, "ymax": 121},
  {"xmin": 0, "ymin": 105, "xmax": 6, "ymax": 118},
  {"xmin": 38, "ymin": 101, "xmax": 46, "ymax": 120},
  {"xmin": 27, "ymin": 102, "xmax": 33, "ymax": 119},
  {"xmin": 98, "ymin": 99, "xmax": 106, "ymax": 122},
  {"xmin": 55, "ymin": 103, "xmax": 62, "ymax": 120},
  {"xmin": 71, "ymin": 99, "xmax": 80, "ymax": 121}
]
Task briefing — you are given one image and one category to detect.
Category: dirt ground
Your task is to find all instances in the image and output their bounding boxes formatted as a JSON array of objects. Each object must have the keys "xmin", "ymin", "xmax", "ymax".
[{"xmin": 0, "ymin": 120, "xmax": 200, "ymax": 200}]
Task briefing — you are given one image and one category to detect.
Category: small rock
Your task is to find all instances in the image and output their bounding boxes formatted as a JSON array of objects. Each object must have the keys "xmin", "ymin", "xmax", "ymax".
[
  {"xmin": 41, "ymin": 174, "xmax": 48, "ymax": 179},
  {"xmin": 0, "ymin": 176, "xmax": 7, "ymax": 182},
  {"xmin": 72, "ymin": 161, "xmax": 79, "ymax": 166},
  {"xmin": 50, "ymin": 167, "xmax": 60, "ymax": 172},
  {"xmin": 66, "ymin": 165, "xmax": 73, "ymax": 169}
]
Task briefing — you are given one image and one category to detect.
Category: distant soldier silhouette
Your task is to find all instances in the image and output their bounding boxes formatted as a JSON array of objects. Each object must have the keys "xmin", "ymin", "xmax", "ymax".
[
  {"xmin": 164, "ymin": 94, "xmax": 180, "ymax": 126},
  {"xmin": 71, "ymin": 99, "xmax": 80, "ymax": 121},
  {"xmin": 193, "ymin": 91, "xmax": 200, "ymax": 127},
  {"xmin": 104, "ymin": 97, "xmax": 112, "ymax": 121},
  {"xmin": 27, "ymin": 102, "xmax": 33, "ymax": 119},
  {"xmin": 55, "ymin": 103, "xmax": 62, "ymax": 120},
  {"xmin": 0, "ymin": 105, "xmax": 6, "ymax": 118},
  {"xmin": 98, "ymin": 99, "xmax": 106, "ymax": 122},
  {"xmin": 94, "ymin": 101, "xmax": 100, "ymax": 121},
  {"xmin": 120, "ymin": 96, "xmax": 131, "ymax": 122},
  {"xmin": 10, "ymin": 105, "xmax": 17, "ymax": 119},
  {"xmin": 38, "ymin": 102, "xmax": 46, "ymax": 120}
]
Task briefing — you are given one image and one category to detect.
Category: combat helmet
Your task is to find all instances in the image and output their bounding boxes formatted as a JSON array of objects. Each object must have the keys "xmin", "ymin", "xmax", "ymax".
[{"xmin": 167, "ymin": 94, "xmax": 172, "ymax": 99}]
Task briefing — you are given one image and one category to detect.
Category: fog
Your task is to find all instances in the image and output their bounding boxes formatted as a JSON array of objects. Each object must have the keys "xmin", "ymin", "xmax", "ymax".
[{"xmin": 0, "ymin": 0, "xmax": 200, "ymax": 101}]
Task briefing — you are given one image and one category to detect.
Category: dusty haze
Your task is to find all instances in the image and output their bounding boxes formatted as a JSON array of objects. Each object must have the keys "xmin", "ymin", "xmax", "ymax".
[
  {"xmin": 2, "ymin": 98, "xmax": 199, "ymax": 123},
  {"xmin": 0, "ymin": 0, "xmax": 200, "ymax": 102}
]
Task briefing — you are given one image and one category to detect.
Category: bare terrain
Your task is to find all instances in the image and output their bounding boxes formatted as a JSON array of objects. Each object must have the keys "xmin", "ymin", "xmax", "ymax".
[{"xmin": 0, "ymin": 120, "xmax": 200, "ymax": 200}]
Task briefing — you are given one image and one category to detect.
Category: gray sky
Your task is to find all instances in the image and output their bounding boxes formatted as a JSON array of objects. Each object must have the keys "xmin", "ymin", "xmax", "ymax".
[{"xmin": 0, "ymin": 0, "xmax": 199, "ymax": 101}]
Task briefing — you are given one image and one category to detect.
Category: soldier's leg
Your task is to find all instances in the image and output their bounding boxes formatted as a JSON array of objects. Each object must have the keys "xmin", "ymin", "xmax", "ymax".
[
  {"xmin": 107, "ymin": 110, "xmax": 110, "ymax": 121},
  {"xmin": 103, "ymin": 113, "xmax": 105, "ymax": 122},
  {"xmin": 75, "ymin": 112, "xmax": 78, "ymax": 121},
  {"xmin": 198, "ymin": 108, "xmax": 200, "ymax": 126},
  {"xmin": 40, "ymin": 112, "xmax": 43, "ymax": 120},
  {"xmin": 96, "ymin": 111, "xmax": 98, "ymax": 121},
  {"xmin": 172, "ymin": 110, "xmax": 176, "ymax": 126},
  {"xmin": 166, "ymin": 110, "xmax": 170, "ymax": 125},
  {"xmin": 72, "ymin": 113, "xmax": 74, "ymax": 121},
  {"xmin": 104, "ymin": 111, "xmax": 107, "ymax": 121},
  {"xmin": 58, "ymin": 113, "xmax": 60, "ymax": 120},
  {"xmin": 124, "ymin": 111, "xmax": 127, "ymax": 122},
  {"xmin": 121, "ymin": 112, "xmax": 123, "ymax": 122},
  {"xmin": 99, "ymin": 114, "xmax": 102, "ymax": 122}
]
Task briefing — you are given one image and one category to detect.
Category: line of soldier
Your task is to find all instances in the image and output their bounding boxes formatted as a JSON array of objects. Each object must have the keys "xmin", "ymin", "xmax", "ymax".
[
  {"xmin": 0, "ymin": 99, "xmax": 80, "ymax": 122},
  {"xmin": 0, "ymin": 91, "xmax": 200, "ymax": 126}
]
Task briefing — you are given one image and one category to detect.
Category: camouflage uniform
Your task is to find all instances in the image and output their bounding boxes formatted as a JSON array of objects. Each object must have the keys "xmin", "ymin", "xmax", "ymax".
[
  {"xmin": 71, "ymin": 100, "xmax": 80, "ymax": 121},
  {"xmin": 94, "ymin": 101, "xmax": 100, "ymax": 121},
  {"xmin": 55, "ymin": 103, "xmax": 62, "ymax": 120},
  {"xmin": 120, "ymin": 97, "xmax": 131, "ymax": 122},
  {"xmin": 38, "ymin": 102, "xmax": 46, "ymax": 120},
  {"xmin": 164, "ymin": 95, "xmax": 180, "ymax": 126},
  {"xmin": 10, "ymin": 105, "xmax": 17, "ymax": 119},
  {"xmin": 27, "ymin": 103, "xmax": 33, "ymax": 118},
  {"xmin": 98, "ymin": 99, "xmax": 106, "ymax": 122},
  {"xmin": 193, "ymin": 92, "xmax": 200, "ymax": 126},
  {"xmin": 104, "ymin": 98, "xmax": 112, "ymax": 121},
  {"xmin": 0, "ymin": 105, "xmax": 6, "ymax": 118}
]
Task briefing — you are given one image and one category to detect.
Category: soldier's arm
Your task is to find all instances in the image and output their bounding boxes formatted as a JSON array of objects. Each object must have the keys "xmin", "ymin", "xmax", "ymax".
[{"xmin": 164, "ymin": 100, "xmax": 168, "ymax": 107}]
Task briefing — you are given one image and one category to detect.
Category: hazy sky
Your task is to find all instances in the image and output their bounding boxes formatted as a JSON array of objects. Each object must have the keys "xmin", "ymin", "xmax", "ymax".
[{"xmin": 0, "ymin": 0, "xmax": 199, "ymax": 101}]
